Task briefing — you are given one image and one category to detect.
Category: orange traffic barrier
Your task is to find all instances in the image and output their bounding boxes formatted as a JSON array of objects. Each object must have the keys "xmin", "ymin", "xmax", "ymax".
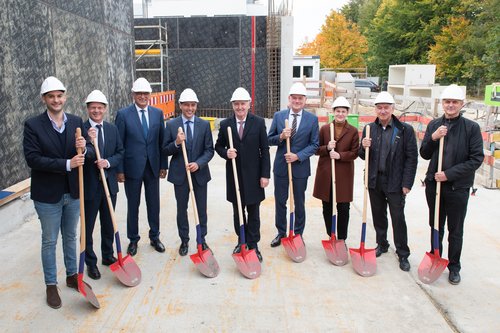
[{"xmin": 150, "ymin": 90, "xmax": 175, "ymax": 120}]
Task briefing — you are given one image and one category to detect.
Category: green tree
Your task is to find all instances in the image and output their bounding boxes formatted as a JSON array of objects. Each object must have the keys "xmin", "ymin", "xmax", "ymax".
[{"xmin": 297, "ymin": 11, "xmax": 368, "ymax": 69}]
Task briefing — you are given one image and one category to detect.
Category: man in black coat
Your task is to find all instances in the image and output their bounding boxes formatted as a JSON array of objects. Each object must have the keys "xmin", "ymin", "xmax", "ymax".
[
  {"xmin": 359, "ymin": 92, "xmax": 418, "ymax": 272},
  {"xmin": 420, "ymin": 84, "xmax": 484, "ymax": 285},
  {"xmin": 215, "ymin": 87, "xmax": 271, "ymax": 262},
  {"xmin": 83, "ymin": 90, "xmax": 124, "ymax": 280},
  {"xmin": 23, "ymin": 76, "xmax": 87, "ymax": 309}
]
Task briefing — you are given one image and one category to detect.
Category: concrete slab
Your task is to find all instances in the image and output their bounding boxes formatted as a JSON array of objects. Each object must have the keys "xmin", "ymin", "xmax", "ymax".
[{"xmin": 0, "ymin": 124, "xmax": 499, "ymax": 332}]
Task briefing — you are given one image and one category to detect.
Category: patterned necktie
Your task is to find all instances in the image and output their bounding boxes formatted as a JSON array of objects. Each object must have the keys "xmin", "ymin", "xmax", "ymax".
[
  {"xmin": 185, "ymin": 120, "xmax": 193, "ymax": 150},
  {"xmin": 96, "ymin": 124, "xmax": 104, "ymax": 156},
  {"xmin": 290, "ymin": 113, "xmax": 298, "ymax": 138},
  {"xmin": 238, "ymin": 121, "xmax": 245, "ymax": 139},
  {"xmin": 140, "ymin": 110, "xmax": 148, "ymax": 139}
]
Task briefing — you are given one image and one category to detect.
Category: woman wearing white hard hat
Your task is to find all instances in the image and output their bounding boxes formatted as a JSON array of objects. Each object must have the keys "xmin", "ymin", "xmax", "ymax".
[
  {"xmin": 313, "ymin": 96, "xmax": 359, "ymax": 241},
  {"xmin": 420, "ymin": 84, "xmax": 484, "ymax": 285}
]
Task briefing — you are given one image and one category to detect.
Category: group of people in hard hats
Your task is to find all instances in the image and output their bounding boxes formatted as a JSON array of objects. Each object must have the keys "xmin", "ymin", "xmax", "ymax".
[{"xmin": 23, "ymin": 76, "xmax": 483, "ymax": 309}]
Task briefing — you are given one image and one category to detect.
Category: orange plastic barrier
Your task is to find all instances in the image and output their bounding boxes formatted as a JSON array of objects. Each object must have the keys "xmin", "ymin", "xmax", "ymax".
[{"xmin": 150, "ymin": 90, "xmax": 175, "ymax": 120}]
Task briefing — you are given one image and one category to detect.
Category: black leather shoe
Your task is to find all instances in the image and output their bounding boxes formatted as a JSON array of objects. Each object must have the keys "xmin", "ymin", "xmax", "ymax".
[
  {"xmin": 233, "ymin": 244, "xmax": 241, "ymax": 254},
  {"xmin": 87, "ymin": 265, "xmax": 101, "ymax": 280},
  {"xmin": 46, "ymin": 285, "xmax": 61, "ymax": 309},
  {"xmin": 150, "ymin": 239, "xmax": 165, "ymax": 253},
  {"xmin": 375, "ymin": 245, "xmax": 388, "ymax": 257},
  {"xmin": 449, "ymin": 271, "xmax": 461, "ymax": 285},
  {"xmin": 179, "ymin": 242, "xmax": 189, "ymax": 256},
  {"xmin": 127, "ymin": 242, "xmax": 138, "ymax": 256},
  {"xmin": 201, "ymin": 242, "xmax": 210, "ymax": 251},
  {"xmin": 102, "ymin": 256, "xmax": 117, "ymax": 266},
  {"xmin": 255, "ymin": 249, "xmax": 263, "ymax": 263},
  {"xmin": 399, "ymin": 257, "xmax": 410, "ymax": 272},
  {"xmin": 270, "ymin": 235, "xmax": 284, "ymax": 248}
]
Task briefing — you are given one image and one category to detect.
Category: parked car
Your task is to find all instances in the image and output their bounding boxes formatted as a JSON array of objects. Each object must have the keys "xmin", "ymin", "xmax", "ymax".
[{"xmin": 355, "ymin": 79, "xmax": 380, "ymax": 92}]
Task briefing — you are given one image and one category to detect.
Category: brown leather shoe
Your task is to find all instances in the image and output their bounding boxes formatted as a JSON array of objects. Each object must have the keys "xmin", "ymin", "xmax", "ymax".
[
  {"xmin": 46, "ymin": 285, "xmax": 61, "ymax": 309},
  {"xmin": 66, "ymin": 273, "xmax": 78, "ymax": 291}
]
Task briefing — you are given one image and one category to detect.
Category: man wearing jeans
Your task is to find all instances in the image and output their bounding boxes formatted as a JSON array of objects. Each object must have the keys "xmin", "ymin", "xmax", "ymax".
[{"xmin": 23, "ymin": 76, "xmax": 87, "ymax": 309}]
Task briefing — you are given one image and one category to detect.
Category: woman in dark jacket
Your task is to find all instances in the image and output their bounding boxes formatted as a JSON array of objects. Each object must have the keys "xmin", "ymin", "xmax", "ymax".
[{"xmin": 313, "ymin": 97, "xmax": 359, "ymax": 240}]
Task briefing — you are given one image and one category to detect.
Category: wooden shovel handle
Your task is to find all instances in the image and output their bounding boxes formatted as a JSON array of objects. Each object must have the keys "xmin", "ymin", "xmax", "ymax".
[
  {"xmin": 285, "ymin": 119, "xmax": 295, "ymax": 212},
  {"xmin": 227, "ymin": 126, "xmax": 245, "ymax": 228},
  {"xmin": 433, "ymin": 137, "xmax": 444, "ymax": 231},
  {"xmin": 362, "ymin": 125, "xmax": 370, "ymax": 223},
  {"xmin": 178, "ymin": 127, "xmax": 201, "ymax": 227},
  {"xmin": 75, "ymin": 128, "xmax": 86, "ymax": 251},
  {"xmin": 329, "ymin": 123, "xmax": 337, "ymax": 214}
]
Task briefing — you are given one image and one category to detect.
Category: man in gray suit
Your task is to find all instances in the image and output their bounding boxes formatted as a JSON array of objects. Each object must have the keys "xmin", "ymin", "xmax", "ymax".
[
  {"xmin": 115, "ymin": 78, "xmax": 168, "ymax": 256},
  {"xmin": 163, "ymin": 89, "xmax": 214, "ymax": 256},
  {"xmin": 268, "ymin": 83, "xmax": 319, "ymax": 247}
]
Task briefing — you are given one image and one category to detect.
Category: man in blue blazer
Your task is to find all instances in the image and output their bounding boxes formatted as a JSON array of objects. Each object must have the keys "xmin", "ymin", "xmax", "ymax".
[
  {"xmin": 267, "ymin": 83, "xmax": 319, "ymax": 247},
  {"xmin": 23, "ymin": 76, "xmax": 87, "ymax": 308},
  {"xmin": 83, "ymin": 90, "xmax": 124, "ymax": 279},
  {"xmin": 115, "ymin": 78, "xmax": 168, "ymax": 256},
  {"xmin": 163, "ymin": 89, "xmax": 214, "ymax": 256}
]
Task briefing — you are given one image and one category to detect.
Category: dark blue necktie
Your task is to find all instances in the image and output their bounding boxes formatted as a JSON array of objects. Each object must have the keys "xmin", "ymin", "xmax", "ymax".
[
  {"xmin": 185, "ymin": 120, "xmax": 193, "ymax": 150},
  {"xmin": 140, "ymin": 110, "xmax": 148, "ymax": 139},
  {"xmin": 96, "ymin": 124, "xmax": 104, "ymax": 156}
]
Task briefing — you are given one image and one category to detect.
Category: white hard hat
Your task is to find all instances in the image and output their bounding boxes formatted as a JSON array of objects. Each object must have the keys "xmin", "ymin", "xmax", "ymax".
[
  {"xmin": 289, "ymin": 82, "xmax": 307, "ymax": 96},
  {"xmin": 332, "ymin": 96, "xmax": 351, "ymax": 109},
  {"xmin": 131, "ymin": 77, "xmax": 152, "ymax": 93},
  {"xmin": 440, "ymin": 84, "xmax": 465, "ymax": 100},
  {"xmin": 40, "ymin": 76, "xmax": 66, "ymax": 95},
  {"xmin": 85, "ymin": 90, "xmax": 108, "ymax": 105},
  {"xmin": 374, "ymin": 91, "xmax": 395, "ymax": 105},
  {"xmin": 179, "ymin": 88, "xmax": 199, "ymax": 103},
  {"xmin": 230, "ymin": 87, "xmax": 251, "ymax": 102}
]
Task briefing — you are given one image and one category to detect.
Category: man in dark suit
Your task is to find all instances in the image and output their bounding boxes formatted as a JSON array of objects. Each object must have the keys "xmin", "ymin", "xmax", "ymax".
[
  {"xmin": 268, "ymin": 82, "xmax": 319, "ymax": 247},
  {"xmin": 115, "ymin": 78, "xmax": 168, "ymax": 256},
  {"xmin": 23, "ymin": 76, "xmax": 87, "ymax": 309},
  {"xmin": 163, "ymin": 89, "xmax": 214, "ymax": 256},
  {"xmin": 82, "ymin": 90, "xmax": 124, "ymax": 279},
  {"xmin": 215, "ymin": 88, "xmax": 270, "ymax": 262}
]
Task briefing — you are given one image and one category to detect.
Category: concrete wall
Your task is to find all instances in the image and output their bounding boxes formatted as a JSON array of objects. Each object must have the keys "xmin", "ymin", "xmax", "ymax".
[{"xmin": 0, "ymin": 0, "xmax": 135, "ymax": 189}]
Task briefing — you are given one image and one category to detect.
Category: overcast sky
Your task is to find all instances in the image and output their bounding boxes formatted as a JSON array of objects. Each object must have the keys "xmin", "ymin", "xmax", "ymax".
[{"xmin": 292, "ymin": 0, "xmax": 350, "ymax": 51}]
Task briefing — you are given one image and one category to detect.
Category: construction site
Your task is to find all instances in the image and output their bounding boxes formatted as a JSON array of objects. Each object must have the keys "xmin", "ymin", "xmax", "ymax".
[{"xmin": 0, "ymin": 0, "xmax": 499, "ymax": 332}]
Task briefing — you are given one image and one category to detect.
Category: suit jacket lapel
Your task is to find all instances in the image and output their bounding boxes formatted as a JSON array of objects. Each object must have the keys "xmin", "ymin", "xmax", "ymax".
[
  {"xmin": 230, "ymin": 116, "xmax": 238, "ymax": 143},
  {"xmin": 131, "ymin": 106, "xmax": 146, "ymax": 142},
  {"xmin": 241, "ymin": 114, "xmax": 253, "ymax": 141}
]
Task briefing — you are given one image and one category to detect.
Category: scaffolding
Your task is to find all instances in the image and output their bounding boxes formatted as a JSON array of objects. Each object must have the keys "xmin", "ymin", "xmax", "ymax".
[{"xmin": 134, "ymin": 20, "xmax": 169, "ymax": 92}]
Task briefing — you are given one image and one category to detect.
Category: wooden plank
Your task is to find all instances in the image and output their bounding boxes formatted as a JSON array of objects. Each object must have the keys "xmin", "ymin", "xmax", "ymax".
[{"xmin": 0, "ymin": 179, "xmax": 30, "ymax": 207}]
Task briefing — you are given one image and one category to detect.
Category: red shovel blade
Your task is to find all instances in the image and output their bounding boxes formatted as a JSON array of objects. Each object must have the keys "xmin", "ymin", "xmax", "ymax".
[
  {"xmin": 110, "ymin": 255, "xmax": 142, "ymax": 287},
  {"xmin": 418, "ymin": 251, "xmax": 449, "ymax": 284},
  {"xmin": 282, "ymin": 234, "xmax": 306, "ymax": 263},
  {"xmin": 232, "ymin": 245, "xmax": 261, "ymax": 279},
  {"xmin": 190, "ymin": 246, "xmax": 220, "ymax": 278},
  {"xmin": 322, "ymin": 237, "xmax": 348, "ymax": 266},
  {"xmin": 349, "ymin": 246, "xmax": 376, "ymax": 277},
  {"xmin": 77, "ymin": 273, "xmax": 100, "ymax": 308}
]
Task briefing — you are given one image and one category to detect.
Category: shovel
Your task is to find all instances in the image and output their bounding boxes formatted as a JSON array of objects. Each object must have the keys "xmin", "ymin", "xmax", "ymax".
[
  {"xmin": 281, "ymin": 119, "xmax": 306, "ymax": 263},
  {"xmin": 322, "ymin": 123, "xmax": 348, "ymax": 266},
  {"xmin": 227, "ymin": 126, "xmax": 261, "ymax": 279},
  {"xmin": 91, "ymin": 136, "xmax": 141, "ymax": 287},
  {"xmin": 418, "ymin": 137, "xmax": 449, "ymax": 284},
  {"xmin": 75, "ymin": 128, "xmax": 100, "ymax": 308},
  {"xmin": 349, "ymin": 125, "xmax": 376, "ymax": 277},
  {"xmin": 178, "ymin": 128, "xmax": 220, "ymax": 278}
]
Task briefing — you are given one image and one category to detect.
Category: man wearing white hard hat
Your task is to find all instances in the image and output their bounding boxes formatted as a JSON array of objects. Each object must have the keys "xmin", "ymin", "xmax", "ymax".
[
  {"xmin": 359, "ymin": 91, "xmax": 417, "ymax": 272},
  {"xmin": 115, "ymin": 78, "xmax": 168, "ymax": 256},
  {"xmin": 215, "ymin": 87, "xmax": 270, "ymax": 262},
  {"xmin": 82, "ymin": 90, "xmax": 124, "ymax": 280},
  {"xmin": 313, "ymin": 96, "xmax": 359, "ymax": 241},
  {"xmin": 268, "ymin": 82, "xmax": 319, "ymax": 248},
  {"xmin": 420, "ymin": 84, "xmax": 483, "ymax": 284},
  {"xmin": 163, "ymin": 88, "xmax": 214, "ymax": 256},
  {"xmin": 23, "ymin": 76, "xmax": 87, "ymax": 308}
]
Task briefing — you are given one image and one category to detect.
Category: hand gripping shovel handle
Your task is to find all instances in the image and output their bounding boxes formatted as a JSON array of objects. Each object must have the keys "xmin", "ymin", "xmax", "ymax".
[
  {"xmin": 227, "ymin": 126, "xmax": 246, "ymax": 245},
  {"xmin": 285, "ymin": 119, "xmax": 295, "ymax": 236},
  {"xmin": 432, "ymin": 137, "xmax": 444, "ymax": 255}
]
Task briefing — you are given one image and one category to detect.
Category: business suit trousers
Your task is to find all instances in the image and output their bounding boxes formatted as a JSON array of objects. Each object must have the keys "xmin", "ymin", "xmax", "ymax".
[
  {"xmin": 84, "ymin": 183, "xmax": 116, "ymax": 267},
  {"xmin": 232, "ymin": 202, "xmax": 261, "ymax": 249},
  {"xmin": 425, "ymin": 181, "xmax": 469, "ymax": 272},
  {"xmin": 174, "ymin": 181, "xmax": 208, "ymax": 243},
  {"xmin": 368, "ymin": 174, "xmax": 410, "ymax": 258},
  {"xmin": 322, "ymin": 200, "xmax": 350, "ymax": 240},
  {"xmin": 125, "ymin": 160, "xmax": 160, "ymax": 242},
  {"xmin": 274, "ymin": 175, "xmax": 308, "ymax": 236}
]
